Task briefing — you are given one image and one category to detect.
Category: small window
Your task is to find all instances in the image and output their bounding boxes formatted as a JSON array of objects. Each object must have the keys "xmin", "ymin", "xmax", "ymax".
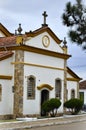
[
  {"xmin": 0, "ymin": 84, "xmax": 2, "ymax": 101},
  {"xmin": 55, "ymin": 79, "xmax": 61, "ymax": 99},
  {"xmin": 71, "ymin": 89, "xmax": 75, "ymax": 99},
  {"xmin": 27, "ymin": 76, "xmax": 35, "ymax": 99}
]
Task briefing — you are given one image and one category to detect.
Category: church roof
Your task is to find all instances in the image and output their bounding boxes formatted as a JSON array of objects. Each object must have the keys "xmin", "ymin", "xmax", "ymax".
[
  {"xmin": 0, "ymin": 23, "xmax": 13, "ymax": 37},
  {"xmin": 0, "ymin": 36, "xmax": 16, "ymax": 47},
  {"xmin": 79, "ymin": 80, "xmax": 86, "ymax": 89},
  {"xmin": 67, "ymin": 67, "xmax": 82, "ymax": 81},
  {"xmin": 0, "ymin": 51, "xmax": 13, "ymax": 61}
]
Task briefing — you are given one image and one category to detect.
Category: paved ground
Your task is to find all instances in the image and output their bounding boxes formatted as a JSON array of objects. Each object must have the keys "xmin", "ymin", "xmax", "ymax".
[{"xmin": 0, "ymin": 114, "xmax": 86, "ymax": 130}]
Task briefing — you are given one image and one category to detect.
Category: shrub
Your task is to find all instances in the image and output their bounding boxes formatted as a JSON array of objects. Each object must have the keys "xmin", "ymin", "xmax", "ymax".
[
  {"xmin": 41, "ymin": 100, "xmax": 50, "ymax": 116},
  {"xmin": 64, "ymin": 98, "xmax": 83, "ymax": 115},
  {"xmin": 42, "ymin": 98, "xmax": 61, "ymax": 117}
]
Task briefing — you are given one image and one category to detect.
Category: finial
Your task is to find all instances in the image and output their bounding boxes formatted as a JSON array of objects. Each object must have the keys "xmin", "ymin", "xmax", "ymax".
[
  {"xmin": 15, "ymin": 30, "xmax": 17, "ymax": 35},
  {"xmin": 16, "ymin": 24, "xmax": 24, "ymax": 45},
  {"xmin": 63, "ymin": 37, "xmax": 67, "ymax": 47},
  {"xmin": 17, "ymin": 23, "xmax": 22, "ymax": 35},
  {"xmin": 63, "ymin": 37, "xmax": 68, "ymax": 54},
  {"xmin": 42, "ymin": 11, "xmax": 48, "ymax": 27}
]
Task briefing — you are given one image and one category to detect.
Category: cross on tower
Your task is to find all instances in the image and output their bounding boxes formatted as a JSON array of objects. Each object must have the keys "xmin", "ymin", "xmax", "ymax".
[{"xmin": 42, "ymin": 11, "xmax": 48, "ymax": 26}]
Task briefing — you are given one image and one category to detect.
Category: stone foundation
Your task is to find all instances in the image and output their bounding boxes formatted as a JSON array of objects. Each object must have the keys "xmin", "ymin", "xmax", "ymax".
[
  {"xmin": 0, "ymin": 114, "xmax": 14, "ymax": 120},
  {"xmin": 0, "ymin": 112, "xmax": 63, "ymax": 120}
]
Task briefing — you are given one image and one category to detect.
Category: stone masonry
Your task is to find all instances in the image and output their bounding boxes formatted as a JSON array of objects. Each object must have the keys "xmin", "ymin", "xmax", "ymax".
[{"xmin": 14, "ymin": 49, "xmax": 24, "ymax": 118}]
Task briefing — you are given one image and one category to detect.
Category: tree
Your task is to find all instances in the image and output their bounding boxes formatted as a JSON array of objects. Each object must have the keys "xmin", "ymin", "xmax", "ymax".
[
  {"xmin": 42, "ymin": 98, "xmax": 61, "ymax": 117},
  {"xmin": 62, "ymin": 0, "xmax": 86, "ymax": 49},
  {"xmin": 64, "ymin": 98, "xmax": 83, "ymax": 114}
]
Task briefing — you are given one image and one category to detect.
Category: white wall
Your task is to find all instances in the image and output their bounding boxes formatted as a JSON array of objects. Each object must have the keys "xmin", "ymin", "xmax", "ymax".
[
  {"xmin": 0, "ymin": 57, "xmax": 13, "ymax": 75},
  {"xmin": 67, "ymin": 81, "xmax": 78, "ymax": 99},
  {"xmin": 0, "ymin": 79, "xmax": 13, "ymax": 115},
  {"xmin": 24, "ymin": 51, "xmax": 64, "ymax": 69},
  {"xmin": 0, "ymin": 56, "xmax": 14, "ymax": 115},
  {"xmin": 23, "ymin": 65, "xmax": 64, "ymax": 114},
  {"xmin": 23, "ymin": 51, "xmax": 65, "ymax": 114},
  {"xmin": 0, "ymin": 31, "xmax": 6, "ymax": 37}
]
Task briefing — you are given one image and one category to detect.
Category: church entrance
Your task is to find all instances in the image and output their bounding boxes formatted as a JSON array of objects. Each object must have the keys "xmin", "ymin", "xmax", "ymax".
[{"xmin": 41, "ymin": 89, "xmax": 49, "ymax": 116}]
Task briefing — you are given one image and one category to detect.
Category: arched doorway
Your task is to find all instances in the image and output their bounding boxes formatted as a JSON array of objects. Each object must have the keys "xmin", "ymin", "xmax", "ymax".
[{"xmin": 41, "ymin": 89, "xmax": 49, "ymax": 116}]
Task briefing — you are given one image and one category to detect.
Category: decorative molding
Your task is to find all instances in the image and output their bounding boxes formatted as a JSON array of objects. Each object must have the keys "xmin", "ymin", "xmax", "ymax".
[
  {"xmin": 11, "ymin": 61, "xmax": 65, "ymax": 71},
  {"xmin": 0, "ymin": 75, "xmax": 12, "ymax": 80},
  {"xmin": 37, "ymin": 84, "xmax": 53, "ymax": 90},
  {"xmin": 42, "ymin": 35, "xmax": 50, "ymax": 47},
  {"xmin": 67, "ymin": 78, "xmax": 80, "ymax": 81},
  {"xmin": 0, "ymin": 45, "xmax": 71, "ymax": 60}
]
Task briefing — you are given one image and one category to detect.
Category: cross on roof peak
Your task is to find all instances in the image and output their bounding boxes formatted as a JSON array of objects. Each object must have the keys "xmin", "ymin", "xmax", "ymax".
[{"xmin": 42, "ymin": 11, "xmax": 48, "ymax": 27}]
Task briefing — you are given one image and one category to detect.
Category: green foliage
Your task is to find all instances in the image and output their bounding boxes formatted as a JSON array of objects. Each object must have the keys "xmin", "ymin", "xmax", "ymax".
[
  {"xmin": 42, "ymin": 98, "xmax": 61, "ymax": 117},
  {"xmin": 64, "ymin": 98, "xmax": 83, "ymax": 114},
  {"xmin": 62, "ymin": 0, "xmax": 86, "ymax": 49},
  {"xmin": 41, "ymin": 100, "xmax": 50, "ymax": 114}
]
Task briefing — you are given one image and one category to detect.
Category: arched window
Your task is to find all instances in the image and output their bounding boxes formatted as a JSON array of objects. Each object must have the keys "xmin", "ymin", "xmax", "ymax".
[
  {"xmin": 71, "ymin": 89, "xmax": 75, "ymax": 99},
  {"xmin": 27, "ymin": 75, "xmax": 35, "ymax": 99},
  {"xmin": 0, "ymin": 84, "xmax": 2, "ymax": 101},
  {"xmin": 55, "ymin": 79, "xmax": 61, "ymax": 99}
]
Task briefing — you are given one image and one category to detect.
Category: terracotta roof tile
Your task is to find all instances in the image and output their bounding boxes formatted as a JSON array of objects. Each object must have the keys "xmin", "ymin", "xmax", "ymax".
[
  {"xmin": 79, "ymin": 80, "xmax": 86, "ymax": 89},
  {"xmin": 0, "ymin": 35, "xmax": 27, "ymax": 48},
  {"xmin": 0, "ymin": 36, "xmax": 16, "ymax": 47},
  {"xmin": 0, "ymin": 51, "xmax": 14, "ymax": 61}
]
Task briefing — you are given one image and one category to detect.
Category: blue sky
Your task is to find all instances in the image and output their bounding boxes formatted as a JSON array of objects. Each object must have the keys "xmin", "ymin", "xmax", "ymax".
[{"xmin": 0, "ymin": 0, "xmax": 86, "ymax": 80}]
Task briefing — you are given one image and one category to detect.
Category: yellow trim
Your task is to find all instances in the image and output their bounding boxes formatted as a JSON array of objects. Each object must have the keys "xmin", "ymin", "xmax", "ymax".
[
  {"xmin": 0, "ymin": 75, "xmax": 12, "ymax": 80},
  {"xmin": 67, "ymin": 78, "xmax": 80, "ymax": 81},
  {"xmin": 11, "ymin": 61, "xmax": 65, "ymax": 71},
  {"xmin": 37, "ymin": 84, "xmax": 53, "ymax": 90},
  {"xmin": 16, "ymin": 35, "xmax": 23, "ymax": 45},
  {"xmin": 0, "ymin": 45, "xmax": 71, "ymax": 60}
]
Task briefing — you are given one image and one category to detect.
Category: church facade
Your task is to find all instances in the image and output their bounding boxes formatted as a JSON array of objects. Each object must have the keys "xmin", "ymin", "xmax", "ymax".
[{"xmin": 0, "ymin": 12, "xmax": 81, "ymax": 119}]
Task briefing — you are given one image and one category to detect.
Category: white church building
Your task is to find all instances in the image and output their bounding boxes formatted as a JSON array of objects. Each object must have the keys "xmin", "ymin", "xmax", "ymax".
[{"xmin": 0, "ymin": 12, "xmax": 81, "ymax": 119}]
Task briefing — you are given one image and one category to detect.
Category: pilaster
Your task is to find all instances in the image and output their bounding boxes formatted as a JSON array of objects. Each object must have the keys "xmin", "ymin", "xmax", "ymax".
[
  {"xmin": 14, "ymin": 50, "xmax": 24, "ymax": 117},
  {"xmin": 62, "ymin": 37, "xmax": 67, "ymax": 113}
]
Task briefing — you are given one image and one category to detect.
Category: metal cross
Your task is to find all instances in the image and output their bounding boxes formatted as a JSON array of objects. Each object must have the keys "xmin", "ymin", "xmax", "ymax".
[{"xmin": 42, "ymin": 11, "xmax": 48, "ymax": 26}]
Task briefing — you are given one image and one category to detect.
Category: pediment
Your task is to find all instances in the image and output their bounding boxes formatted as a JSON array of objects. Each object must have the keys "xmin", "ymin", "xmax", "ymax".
[{"xmin": 25, "ymin": 26, "xmax": 64, "ymax": 53}]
